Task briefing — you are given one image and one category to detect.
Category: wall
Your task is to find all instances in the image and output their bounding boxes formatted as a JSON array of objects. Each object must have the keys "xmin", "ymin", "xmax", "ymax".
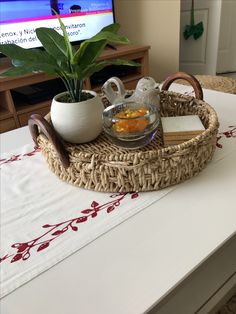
[
  {"xmin": 114, "ymin": 0, "xmax": 181, "ymax": 82},
  {"xmin": 217, "ymin": 0, "xmax": 236, "ymax": 73}
]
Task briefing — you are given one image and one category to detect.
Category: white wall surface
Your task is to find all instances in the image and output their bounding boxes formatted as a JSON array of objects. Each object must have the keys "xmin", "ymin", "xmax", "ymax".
[
  {"xmin": 114, "ymin": 0, "xmax": 181, "ymax": 82},
  {"xmin": 217, "ymin": 0, "xmax": 236, "ymax": 73}
]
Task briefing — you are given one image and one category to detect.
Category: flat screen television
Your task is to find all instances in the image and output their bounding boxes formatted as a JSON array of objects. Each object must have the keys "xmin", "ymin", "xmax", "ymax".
[{"xmin": 0, "ymin": 0, "xmax": 115, "ymax": 53}]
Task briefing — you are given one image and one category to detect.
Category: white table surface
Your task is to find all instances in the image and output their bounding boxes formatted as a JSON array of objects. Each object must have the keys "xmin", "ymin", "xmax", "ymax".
[{"xmin": 1, "ymin": 84, "xmax": 236, "ymax": 314}]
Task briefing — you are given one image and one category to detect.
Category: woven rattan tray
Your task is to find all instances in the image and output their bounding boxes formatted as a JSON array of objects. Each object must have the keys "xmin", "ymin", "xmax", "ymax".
[{"xmin": 29, "ymin": 72, "xmax": 219, "ymax": 192}]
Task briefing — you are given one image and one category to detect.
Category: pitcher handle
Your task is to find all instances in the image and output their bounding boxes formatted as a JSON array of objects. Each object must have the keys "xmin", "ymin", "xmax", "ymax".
[{"xmin": 101, "ymin": 77, "xmax": 126, "ymax": 104}]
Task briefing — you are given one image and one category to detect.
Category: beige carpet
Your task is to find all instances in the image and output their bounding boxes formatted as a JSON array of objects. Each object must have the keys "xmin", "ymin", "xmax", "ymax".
[{"xmin": 176, "ymin": 75, "xmax": 236, "ymax": 94}]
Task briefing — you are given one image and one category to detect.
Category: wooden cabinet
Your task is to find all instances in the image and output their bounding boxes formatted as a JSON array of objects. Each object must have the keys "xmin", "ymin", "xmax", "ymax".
[{"xmin": 0, "ymin": 44, "xmax": 150, "ymax": 133}]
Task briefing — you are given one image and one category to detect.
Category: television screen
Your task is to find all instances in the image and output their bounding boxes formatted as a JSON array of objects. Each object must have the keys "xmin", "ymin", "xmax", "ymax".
[{"xmin": 0, "ymin": 0, "xmax": 115, "ymax": 50}]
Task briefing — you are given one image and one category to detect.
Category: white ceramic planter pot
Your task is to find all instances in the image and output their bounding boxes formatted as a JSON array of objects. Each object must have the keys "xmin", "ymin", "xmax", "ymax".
[{"xmin": 51, "ymin": 91, "xmax": 104, "ymax": 143}]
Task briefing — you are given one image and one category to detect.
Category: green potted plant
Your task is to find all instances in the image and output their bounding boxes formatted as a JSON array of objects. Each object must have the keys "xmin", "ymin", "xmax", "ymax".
[{"xmin": 0, "ymin": 16, "xmax": 138, "ymax": 143}]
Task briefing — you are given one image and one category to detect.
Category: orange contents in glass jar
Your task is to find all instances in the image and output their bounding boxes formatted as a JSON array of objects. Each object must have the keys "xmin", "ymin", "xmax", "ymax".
[{"xmin": 113, "ymin": 107, "xmax": 149, "ymax": 133}]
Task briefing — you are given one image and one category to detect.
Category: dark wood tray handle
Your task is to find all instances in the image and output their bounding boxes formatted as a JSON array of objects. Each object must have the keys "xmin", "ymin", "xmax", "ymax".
[
  {"xmin": 28, "ymin": 114, "xmax": 70, "ymax": 168},
  {"xmin": 161, "ymin": 71, "xmax": 203, "ymax": 100}
]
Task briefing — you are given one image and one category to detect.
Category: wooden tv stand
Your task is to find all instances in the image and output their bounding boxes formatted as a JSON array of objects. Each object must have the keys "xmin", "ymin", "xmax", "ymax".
[{"xmin": 0, "ymin": 44, "xmax": 150, "ymax": 133}]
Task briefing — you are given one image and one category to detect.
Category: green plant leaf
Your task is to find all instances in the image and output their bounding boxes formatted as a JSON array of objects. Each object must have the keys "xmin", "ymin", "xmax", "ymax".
[
  {"xmin": 0, "ymin": 44, "xmax": 52, "ymax": 64},
  {"xmin": 100, "ymin": 23, "xmax": 120, "ymax": 33},
  {"xmin": 74, "ymin": 30, "xmax": 130, "ymax": 65},
  {"xmin": 0, "ymin": 45, "xmax": 60, "ymax": 76},
  {"xmin": 1, "ymin": 59, "xmax": 58, "ymax": 76},
  {"xmin": 0, "ymin": 66, "xmax": 37, "ymax": 77},
  {"xmin": 4, "ymin": 61, "xmax": 59, "ymax": 76},
  {"xmin": 88, "ymin": 31, "xmax": 130, "ymax": 45},
  {"xmin": 74, "ymin": 40, "xmax": 107, "ymax": 66},
  {"xmin": 36, "ymin": 27, "xmax": 69, "ymax": 60},
  {"xmin": 65, "ymin": 59, "xmax": 139, "ymax": 80},
  {"xmin": 80, "ymin": 59, "xmax": 140, "ymax": 79},
  {"xmin": 54, "ymin": 10, "xmax": 74, "ymax": 61}
]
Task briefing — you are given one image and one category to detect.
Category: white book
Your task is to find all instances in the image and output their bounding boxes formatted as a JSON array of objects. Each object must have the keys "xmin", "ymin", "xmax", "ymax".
[{"xmin": 161, "ymin": 115, "xmax": 205, "ymax": 135}]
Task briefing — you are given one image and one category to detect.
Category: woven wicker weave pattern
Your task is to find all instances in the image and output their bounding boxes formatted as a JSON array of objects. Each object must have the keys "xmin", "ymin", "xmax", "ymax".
[{"xmin": 37, "ymin": 91, "xmax": 219, "ymax": 192}]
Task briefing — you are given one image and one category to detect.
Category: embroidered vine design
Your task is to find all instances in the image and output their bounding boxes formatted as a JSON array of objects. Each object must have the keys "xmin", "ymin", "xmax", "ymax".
[
  {"xmin": 0, "ymin": 192, "xmax": 139, "ymax": 264},
  {"xmin": 0, "ymin": 146, "xmax": 40, "ymax": 165},
  {"xmin": 216, "ymin": 125, "xmax": 236, "ymax": 148}
]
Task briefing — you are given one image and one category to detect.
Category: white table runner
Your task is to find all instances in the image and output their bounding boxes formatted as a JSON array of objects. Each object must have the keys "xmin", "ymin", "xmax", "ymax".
[
  {"xmin": 1, "ymin": 91, "xmax": 235, "ymax": 299},
  {"xmin": 0, "ymin": 144, "xmax": 174, "ymax": 298}
]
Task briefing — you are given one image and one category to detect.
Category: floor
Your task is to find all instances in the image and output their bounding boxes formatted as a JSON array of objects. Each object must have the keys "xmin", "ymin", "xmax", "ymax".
[{"xmin": 217, "ymin": 293, "xmax": 236, "ymax": 314}]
